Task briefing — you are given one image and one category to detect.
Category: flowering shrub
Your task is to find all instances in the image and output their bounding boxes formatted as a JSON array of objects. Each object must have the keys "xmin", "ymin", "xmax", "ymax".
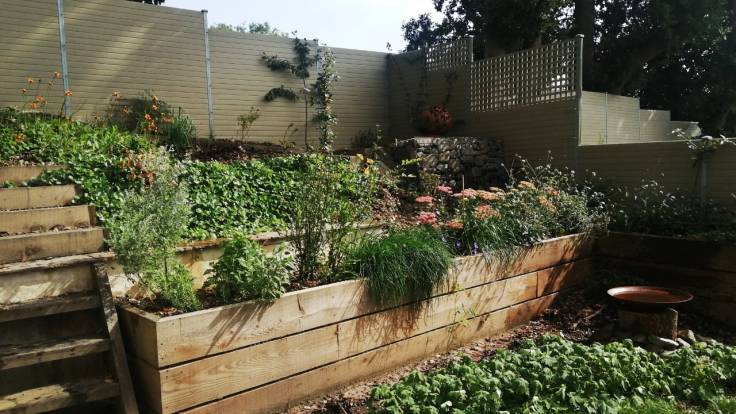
[{"xmin": 413, "ymin": 157, "xmax": 608, "ymax": 256}]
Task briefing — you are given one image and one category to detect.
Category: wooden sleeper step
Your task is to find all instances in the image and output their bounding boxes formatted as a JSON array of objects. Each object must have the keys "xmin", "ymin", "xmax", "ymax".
[
  {"xmin": 0, "ymin": 379, "xmax": 119, "ymax": 414},
  {"xmin": 0, "ymin": 227, "xmax": 105, "ymax": 265},
  {"xmin": 0, "ymin": 293, "xmax": 101, "ymax": 323},
  {"xmin": 0, "ymin": 205, "xmax": 94, "ymax": 236},
  {"xmin": 0, "ymin": 185, "xmax": 77, "ymax": 211},
  {"xmin": 0, "ymin": 165, "xmax": 62, "ymax": 186},
  {"xmin": 0, "ymin": 336, "xmax": 110, "ymax": 371}
]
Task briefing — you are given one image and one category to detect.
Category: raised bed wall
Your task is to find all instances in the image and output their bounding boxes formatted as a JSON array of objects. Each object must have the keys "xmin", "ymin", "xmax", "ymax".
[
  {"xmin": 596, "ymin": 233, "xmax": 736, "ymax": 328},
  {"xmin": 117, "ymin": 234, "xmax": 593, "ymax": 414}
]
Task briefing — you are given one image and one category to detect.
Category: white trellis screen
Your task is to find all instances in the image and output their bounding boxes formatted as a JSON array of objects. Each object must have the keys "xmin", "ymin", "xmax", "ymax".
[
  {"xmin": 426, "ymin": 37, "xmax": 474, "ymax": 72},
  {"xmin": 470, "ymin": 37, "xmax": 582, "ymax": 112}
]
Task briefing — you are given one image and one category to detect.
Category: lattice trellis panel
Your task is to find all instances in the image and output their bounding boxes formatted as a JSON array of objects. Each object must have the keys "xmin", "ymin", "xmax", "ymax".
[
  {"xmin": 470, "ymin": 38, "xmax": 579, "ymax": 112},
  {"xmin": 426, "ymin": 38, "xmax": 473, "ymax": 72}
]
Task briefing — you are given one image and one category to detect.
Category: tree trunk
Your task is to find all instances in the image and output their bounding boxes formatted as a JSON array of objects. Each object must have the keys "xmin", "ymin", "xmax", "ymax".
[{"xmin": 574, "ymin": 0, "xmax": 595, "ymax": 89}]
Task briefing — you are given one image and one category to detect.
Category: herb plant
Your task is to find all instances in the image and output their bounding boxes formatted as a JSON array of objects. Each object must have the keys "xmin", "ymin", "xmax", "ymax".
[
  {"xmin": 204, "ymin": 233, "xmax": 291, "ymax": 303},
  {"xmin": 345, "ymin": 227, "xmax": 454, "ymax": 305}
]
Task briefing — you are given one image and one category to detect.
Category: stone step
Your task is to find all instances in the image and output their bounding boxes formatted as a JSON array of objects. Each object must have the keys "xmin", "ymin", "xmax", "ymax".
[
  {"xmin": 0, "ymin": 336, "xmax": 110, "ymax": 371},
  {"xmin": 0, "ymin": 379, "xmax": 119, "ymax": 414},
  {"xmin": 0, "ymin": 165, "xmax": 62, "ymax": 186},
  {"xmin": 0, "ymin": 293, "xmax": 101, "ymax": 323},
  {"xmin": 0, "ymin": 205, "xmax": 94, "ymax": 236},
  {"xmin": 0, "ymin": 185, "xmax": 77, "ymax": 211},
  {"xmin": 0, "ymin": 228, "xmax": 105, "ymax": 265}
]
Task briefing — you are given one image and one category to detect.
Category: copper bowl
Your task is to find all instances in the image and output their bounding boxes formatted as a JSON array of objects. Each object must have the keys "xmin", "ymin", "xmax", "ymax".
[{"xmin": 607, "ymin": 286, "xmax": 693, "ymax": 311}]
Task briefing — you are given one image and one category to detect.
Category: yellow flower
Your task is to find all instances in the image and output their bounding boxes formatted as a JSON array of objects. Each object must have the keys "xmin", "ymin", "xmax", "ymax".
[
  {"xmin": 366, "ymin": 158, "xmax": 375, "ymax": 165},
  {"xmin": 518, "ymin": 181, "xmax": 536, "ymax": 190},
  {"xmin": 151, "ymin": 104, "xmax": 159, "ymax": 111},
  {"xmin": 64, "ymin": 89, "xmax": 73, "ymax": 97},
  {"xmin": 112, "ymin": 91, "xmax": 121, "ymax": 98},
  {"xmin": 53, "ymin": 71, "xmax": 61, "ymax": 79}
]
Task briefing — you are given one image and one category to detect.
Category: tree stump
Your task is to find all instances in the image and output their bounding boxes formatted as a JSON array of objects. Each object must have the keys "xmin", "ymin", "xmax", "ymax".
[{"xmin": 617, "ymin": 307, "xmax": 678, "ymax": 340}]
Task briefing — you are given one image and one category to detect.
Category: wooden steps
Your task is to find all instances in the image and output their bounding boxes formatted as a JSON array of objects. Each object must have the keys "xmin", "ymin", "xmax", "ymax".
[
  {"xmin": 0, "ymin": 228, "xmax": 105, "ymax": 265},
  {"xmin": 0, "ymin": 205, "xmax": 94, "ymax": 235},
  {"xmin": 0, "ymin": 293, "xmax": 101, "ymax": 323},
  {"xmin": 0, "ymin": 165, "xmax": 62, "ymax": 186},
  {"xmin": 0, "ymin": 380, "xmax": 120, "ymax": 414},
  {"xmin": 0, "ymin": 336, "xmax": 110, "ymax": 370},
  {"xmin": 0, "ymin": 185, "xmax": 77, "ymax": 211},
  {"xmin": 0, "ymin": 166, "xmax": 137, "ymax": 413}
]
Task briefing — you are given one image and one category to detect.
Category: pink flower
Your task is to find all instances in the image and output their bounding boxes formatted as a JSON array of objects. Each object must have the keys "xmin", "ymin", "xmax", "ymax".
[
  {"xmin": 477, "ymin": 190, "xmax": 502, "ymax": 201},
  {"xmin": 474, "ymin": 204, "xmax": 499, "ymax": 220},
  {"xmin": 446, "ymin": 219, "xmax": 464, "ymax": 230},
  {"xmin": 452, "ymin": 189, "xmax": 478, "ymax": 199},
  {"xmin": 415, "ymin": 195, "xmax": 434, "ymax": 205},
  {"xmin": 417, "ymin": 211, "xmax": 438, "ymax": 225},
  {"xmin": 436, "ymin": 185, "xmax": 452, "ymax": 194}
]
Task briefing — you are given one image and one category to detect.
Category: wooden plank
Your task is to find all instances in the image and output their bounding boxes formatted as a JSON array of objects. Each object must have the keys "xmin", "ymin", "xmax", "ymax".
[
  {"xmin": 0, "ymin": 228, "xmax": 105, "ymax": 265},
  {"xmin": 154, "ymin": 265, "xmax": 572, "ymax": 412},
  {"xmin": 597, "ymin": 232, "xmax": 736, "ymax": 273},
  {"xmin": 0, "ymin": 336, "xmax": 109, "ymax": 370},
  {"xmin": 0, "ymin": 252, "xmax": 114, "ymax": 276},
  {"xmin": 93, "ymin": 265, "xmax": 139, "ymax": 414},
  {"xmin": 156, "ymin": 324, "xmax": 340, "ymax": 413},
  {"xmin": 0, "ymin": 205, "xmax": 92, "ymax": 235},
  {"xmin": 137, "ymin": 234, "xmax": 591, "ymax": 368},
  {"xmin": 0, "ymin": 293, "xmax": 100, "ymax": 323},
  {"xmin": 336, "ymin": 271, "xmax": 538, "ymax": 358},
  {"xmin": 537, "ymin": 258, "xmax": 593, "ymax": 296},
  {"xmin": 181, "ymin": 294, "xmax": 559, "ymax": 414},
  {"xmin": 0, "ymin": 165, "xmax": 61, "ymax": 185},
  {"xmin": 0, "ymin": 380, "xmax": 120, "ymax": 414},
  {"xmin": 0, "ymin": 263, "xmax": 94, "ymax": 305},
  {"xmin": 0, "ymin": 185, "xmax": 77, "ymax": 211}
]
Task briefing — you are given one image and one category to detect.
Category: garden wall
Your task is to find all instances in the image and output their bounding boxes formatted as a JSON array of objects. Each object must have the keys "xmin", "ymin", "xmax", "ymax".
[
  {"xmin": 0, "ymin": 0, "xmax": 388, "ymax": 148},
  {"xmin": 117, "ymin": 234, "xmax": 593, "ymax": 414},
  {"xmin": 578, "ymin": 142, "xmax": 736, "ymax": 205},
  {"xmin": 597, "ymin": 233, "xmax": 736, "ymax": 329}
]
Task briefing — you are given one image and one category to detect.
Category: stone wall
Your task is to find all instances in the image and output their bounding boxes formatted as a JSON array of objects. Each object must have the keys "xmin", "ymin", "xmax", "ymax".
[{"xmin": 392, "ymin": 137, "xmax": 505, "ymax": 189}]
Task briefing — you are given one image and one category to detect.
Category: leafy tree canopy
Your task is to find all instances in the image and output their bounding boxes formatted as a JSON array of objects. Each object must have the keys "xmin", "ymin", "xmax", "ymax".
[
  {"xmin": 403, "ymin": 0, "xmax": 736, "ymax": 136},
  {"xmin": 211, "ymin": 21, "xmax": 288, "ymax": 37},
  {"xmin": 128, "ymin": 0, "xmax": 165, "ymax": 5}
]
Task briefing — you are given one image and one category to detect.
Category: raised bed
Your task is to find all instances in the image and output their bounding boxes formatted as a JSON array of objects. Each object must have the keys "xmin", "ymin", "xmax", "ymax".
[
  {"xmin": 117, "ymin": 234, "xmax": 594, "ymax": 414},
  {"xmin": 597, "ymin": 232, "xmax": 736, "ymax": 328}
]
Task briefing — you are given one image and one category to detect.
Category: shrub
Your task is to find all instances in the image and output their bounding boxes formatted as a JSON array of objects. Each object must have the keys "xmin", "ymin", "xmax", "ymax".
[
  {"xmin": 369, "ymin": 335, "xmax": 736, "ymax": 414},
  {"xmin": 106, "ymin": 148, "xmax": 199, "ymax": 311},
  {"xmin": 345, "ymin": 227, "xmax": 454, "ymax": 305},
  {"xmin": 204, "ymin": 234, "xmax": 291, "ymax": 303},
  {"xmin": 287, "ymin": 154, "xmax": 382, "ymax": 281}
]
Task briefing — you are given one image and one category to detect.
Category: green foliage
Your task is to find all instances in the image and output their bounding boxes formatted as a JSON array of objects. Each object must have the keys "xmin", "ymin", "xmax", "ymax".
[
  {"xmin": 160, "ymin": 107, "xmax": 196, "ymax": 150},
  {"xmin": 263, "ymin": 86, "xmax": 299, "ymax": 102},
  {"xmin": 237, "ymin": 107, "xmax": 260, "ymax": 139},
  {"xmin": 369, "ymin": 335, "xmax": 736, "ymax": 414},
  {"xmin": 204, "ymin": 233, "xmax": 291, "ymax": 303},
  {"xmin": 287, "ymin": 155, "xmax": 382, "ymax": 281},
  {"xmin": 346, "ymin": 227, "xmax": 454, "ymax": 305},
  {"xmin": 311, "ymin": 48, "xmax": 339, "ymax": 152},
  {"xmin": 106, "ymin": 149, "xmax": 199, "ymax": 311},
  {"xmin": 211, "ymin": 21, "xmax": 287, "ymax": 37}
]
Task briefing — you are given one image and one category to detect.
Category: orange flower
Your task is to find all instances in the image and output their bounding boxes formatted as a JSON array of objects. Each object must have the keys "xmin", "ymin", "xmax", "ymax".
[
  {"xmin": 29, "ymin": 102, "xmax": 38, "ymax": 109},
  {"xmin": 27, "ymin": 77, "xmax": 34, "ymax": 84},
  {"xmin": 14, "ymin": 133, "xmax": 25, "ymax": 143},
  {"xmin": 151, "ymin": 95, "xmax": 158, "ymax": 102},
  {"xmin": 35, "ymin": 96, "xmax": 47, "ymax": 105},
  {"xmin": 143, "ymin": 113, "xmax": 153, "ymax": 121},
  {"xmin": 20, "ymin": 88, "xmax": 27, "ymax": 94},
  {"xmin": 112, "ymin": 91, "xmax": 121, "ymax": 98},
  {"xmin": 53, "ymin": 71, "xmax": 61, "ymax": 79},
  {"xmin": 64, "ymin": 89, "xmax": 73, "ymax": 97},
  {"xmin": 47, "ymin": 80, "xmax": 54, "ymax": 86},
  {"xmin": 518, "ymin": 181, "xmax": 536, "ymax": 190},
  {"xmin": 477, "ymin": 190, "xmax": 502, "ymax": 201},
  {"xmin": 537, "ymin": 196, "xmax": 557, "ymax": 213},
  {"xmin": 122, "ymin": 106, "xmax": 130, "ymax": 114}
]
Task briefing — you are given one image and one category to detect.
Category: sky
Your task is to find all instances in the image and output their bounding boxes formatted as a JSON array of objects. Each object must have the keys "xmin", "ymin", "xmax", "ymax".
[{"xmin": 165, "ymin": 0, "xmax": 443, "ymax": 52}]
